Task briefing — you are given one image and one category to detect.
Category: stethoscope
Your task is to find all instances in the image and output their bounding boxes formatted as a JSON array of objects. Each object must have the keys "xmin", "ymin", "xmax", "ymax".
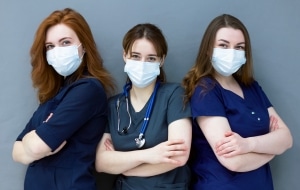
[{"xmin": 116, "ymin": 81, "xmax": 160, "ymax": 148}]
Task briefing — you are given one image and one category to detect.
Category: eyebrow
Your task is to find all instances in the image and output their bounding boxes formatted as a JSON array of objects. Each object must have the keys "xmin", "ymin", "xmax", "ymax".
[
  {"xmin": 218, "ymin": 39, "xmax": 245, "ymax": 45},
  {"xmin": 131, "ymin": 52, "xmax": 158, "ymax": 57}
]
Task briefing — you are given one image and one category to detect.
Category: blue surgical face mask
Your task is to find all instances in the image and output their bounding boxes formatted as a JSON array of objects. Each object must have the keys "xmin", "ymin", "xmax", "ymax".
[
  {"xmin": 46, "ymin": 44, "xmax": 84, "ymax": 77},
  {"xmin": 211, "ymin": 48, "xmax": 246, "ymax": 76},
  {"xmin": 124, "ymin": 60, "xmax": 160, "ymax": 88}
]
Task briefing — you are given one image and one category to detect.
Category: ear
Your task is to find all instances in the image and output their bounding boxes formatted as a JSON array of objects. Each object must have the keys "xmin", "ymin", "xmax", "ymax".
[
  {"xmin": 123, "ymin": 50, "xmax": 127, "ymax": 63},
  {"xmin": 160, "ymin": 56, "xmax": 166, "ymax": 67}
]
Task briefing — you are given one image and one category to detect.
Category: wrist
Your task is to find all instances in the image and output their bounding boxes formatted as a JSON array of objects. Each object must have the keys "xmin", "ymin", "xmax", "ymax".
[{"xmin": 247, "ymin": 136, "xmax": 256, "ymax": 152}]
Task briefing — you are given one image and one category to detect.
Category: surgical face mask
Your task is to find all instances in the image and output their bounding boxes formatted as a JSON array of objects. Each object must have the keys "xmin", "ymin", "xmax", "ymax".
[
  {"xmin": 211, "ymin": 48, "xmax": 246, "ymax": 76},
  {"xmin": 124, "ymin": 60, "xmax": 160, "ymax": 88},
  {"xmin": 46, "ymin": 44, "xmax": 83, "ymax": 77}
]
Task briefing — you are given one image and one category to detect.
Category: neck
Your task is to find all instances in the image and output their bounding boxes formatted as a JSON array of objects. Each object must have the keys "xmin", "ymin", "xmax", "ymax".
[
  {"xmin": 214, "ymin": 72, "xmax": 243, "ymax": 98},
  {"xmin": 214, "ymin": 72, "xmax": 235, "ymax": 86},
  {"xmin": 130, "ymin": 81, "xmax": 156, "ymax": 112}
]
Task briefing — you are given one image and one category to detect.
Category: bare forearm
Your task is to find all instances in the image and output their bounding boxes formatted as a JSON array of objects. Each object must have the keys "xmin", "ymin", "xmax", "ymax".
[
  {"xmin": 12, "ymin": 141, "xmax": 38, "ymax": 164},
  {"xmin": 219, "ymin": 152, "xmax": 274, "ymax": 172},
  {"xmin": 248, "ymin": 129, "xmax": 292, "ymax": 155},
  {"xmin": 96, "ymin": 150, "xmax": 145, "ymax": 174},
  {"xmin": 123, "ymin": 162, "xmax": 180, "ymax": 177}
]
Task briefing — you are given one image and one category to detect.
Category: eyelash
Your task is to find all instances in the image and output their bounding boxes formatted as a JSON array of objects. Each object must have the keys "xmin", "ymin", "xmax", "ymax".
[
  {"xmin": 218, "ymin": 44, "xmax": 245, "ymax": 50},
  {"xmin": 45, "ymin": 40, "xmax": 72, "ymax": 50},
  {"xmin": 130, "ymin": 54, "xmax": 157, "ymax": 62}
]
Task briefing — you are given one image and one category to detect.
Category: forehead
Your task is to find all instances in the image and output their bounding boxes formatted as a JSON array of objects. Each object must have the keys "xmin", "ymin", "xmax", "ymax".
[
  {"xmin": 45, "ymin": 23, "xmax": 79, "ymax": 43},
  {"xmin": 131, "ymin": 38, "xmax": 157, "ymax": 55},
  {"xmin": 215, "ymin": 27, "xmax": 245, "ymax": 42}
]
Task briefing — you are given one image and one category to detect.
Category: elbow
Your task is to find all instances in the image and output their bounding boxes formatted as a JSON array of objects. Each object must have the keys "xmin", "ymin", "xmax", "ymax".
[
  {"xmin": 286, "ymin": 134, "xmax": 293, "ymax": 150},
  {"xmin": 278, "ymin": 135, "xmax": 293, "ymax": 155},
  {"xmin": 176, "ymin": 150, "xmax": 190, "ymax": 167},
  {"xmin": 12, "ymin": 152, "xmax": 19, "ymax": 163},
  {"xmin": 95, "ymin": 161, "xmax": 103, "ymax": 173},
  {"xmin": 275, "ymin": 132, "xmax": 293, "ymax": 155},
  {"xmin": 221, "ymin": 161, "xmax": 240, "ymax": 172},
  {"xmin": 95, "ymin": 155, "xmax": 106, "ymax": 173},
  {"xmin": 12, "ymin": 151, "xmax": 31, "ymax": 165},
  {"xmin": 218, "ymin": 159, "xmax": 243, "ymax": 172}
]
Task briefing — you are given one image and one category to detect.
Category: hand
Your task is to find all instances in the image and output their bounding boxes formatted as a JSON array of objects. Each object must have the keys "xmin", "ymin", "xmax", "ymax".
[
  {"xmin": 46, "ymin": 141, "xmax": 67, "ymax": 156},
  {"xmin": 145, "ymin": 139, "xmax": 187, "ymax": 165},
  {"xmin": 215, "ymin": 131, "xmax": 252, "ymax": 158},
  {"xmin": 269, "ymin": 115, "xmax": 279, "ymax": 132},
  {"xmin": 104, "ymin": 138, "xmax": 115, "ymax": 151}
]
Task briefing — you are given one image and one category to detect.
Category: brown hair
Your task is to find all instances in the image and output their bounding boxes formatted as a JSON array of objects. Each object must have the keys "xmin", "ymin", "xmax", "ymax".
[
  {"xmin": 30, "ymin": 8, "xmax": 115, "ymax": 103},
  {"xmin": 182, "ymin": 14, "xmax": 254, "ymax": 103},
  {"xmin": 122, "ymin": 23, "xmax": 168, "ymax": 83}
]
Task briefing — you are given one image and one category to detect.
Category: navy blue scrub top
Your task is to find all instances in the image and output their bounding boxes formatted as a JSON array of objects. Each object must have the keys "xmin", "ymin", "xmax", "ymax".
[
  {"xmin": 16, "ymin": 77, "xmax": 108, "ymax": 190},
  {"xmin": 189, "ymin": 77, "xmax": 274, "ymax": 190},
  {"xmin": 107, "ymin": 83, "xmax": 192, "ymax": 190}
]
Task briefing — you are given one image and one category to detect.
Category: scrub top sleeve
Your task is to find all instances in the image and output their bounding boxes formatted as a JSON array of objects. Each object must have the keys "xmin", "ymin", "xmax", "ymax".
[
  {"xmin": 253, "ymin": 81, "xmax": 272, "ymax": 108},
  {"xmin": 16, "ymin": 116, "xmax": 34, "ymax": 141},
  {"xmin": 36, "ymin": 79, "xmax": 107, "ymax": 150},
  {"xmin": 104, "ymin": 124, "xmax": 110, "ymax": 133},
  {"xmin": 191, "ymin": 84, "xmax": 226, "ymax": 118},
  {"xmin": 167, "ymin": 85, "xmax": 191, "ymax": 124}
]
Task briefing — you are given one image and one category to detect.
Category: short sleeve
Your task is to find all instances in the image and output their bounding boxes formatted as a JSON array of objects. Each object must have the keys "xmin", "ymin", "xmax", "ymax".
[
  {"xmin": 167, "ymin": 84, "xmax": 192, "ymax": 124},
  {"xmin": 191, "ymin": 78, "xmax": 226, "ymax": 118},
  {"xmin": 252, "ymin": 81, "xmax": 272, "ymax": 108},
  {"xmin": 36, "ymin": 79, "xmax": 107, "ymax": 150}
]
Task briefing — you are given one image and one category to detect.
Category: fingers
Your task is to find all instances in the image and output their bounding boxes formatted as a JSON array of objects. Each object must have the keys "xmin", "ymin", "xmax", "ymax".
[
  {"xmin": 216, "ymin": 144, "xmax": 237, "ymax": 156},
  {"xmin": 47, "ymin": 140, "xmax": 67, "ymax": 156},
  {"xmin": 104, "ymin": 139, "xmax": 114, "ymax": 151},
  {"xmin": 148, "ymin": 139, "xmax": 188, "ymax": 165},
  {"xmin": 269, "ymin": 115, "xmax": 279, "ymax": 132},
  {"xmin": 165, "ymin": 139, "xmax": 185, "ymax": 146}
]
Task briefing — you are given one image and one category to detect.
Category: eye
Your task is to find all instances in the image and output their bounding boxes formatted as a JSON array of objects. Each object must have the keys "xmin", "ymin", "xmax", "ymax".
[
  {"xmin": 147, "ymin": 56, "xmax": 158, "ymax": 62},
  {"xmin": 218, "ymin": 43, "xmax": 228, "ymax": 48},
  {"xmin": 62, "ymin": 40, "xmax": 71, "ymax": 46},
  {"xmin": 45, "ymin": 44, "xmax": 54, "ymax": 51},
  {"xmin": 235, "ymin": 45, "xmax": 245, "ymax": 50},
  {"xmin": 130, "ymin": 54, "xmax": 140, "ymax": 60}
]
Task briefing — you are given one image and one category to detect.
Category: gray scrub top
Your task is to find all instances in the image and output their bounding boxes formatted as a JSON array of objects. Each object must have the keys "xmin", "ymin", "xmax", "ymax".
[{"xmin": 107, "ymin": 82, "xmax": 191, "ymax": 190}]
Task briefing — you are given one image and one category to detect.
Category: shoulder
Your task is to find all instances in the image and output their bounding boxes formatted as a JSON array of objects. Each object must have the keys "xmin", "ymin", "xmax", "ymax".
[
  {"xmin": 193, "ymin": 77, "xmax": 219, "ymax": 96},
  {"xmin": 107, "ymin": 92, "xmax": 122, "ymax": 108},
  {"xmin": 71, "ymin": 77, "xmax": 104, "ymax": 90},
  {"xmin": 159, "ymin": 82, "xmax": 184, "ymax": 94},
  {"xmin": 243, "ymin": 80, "xmax": 264, "ymax": 92},
  {"xmin": 58, "ymin": 77, "xmax": 107, "ymax": 101}
]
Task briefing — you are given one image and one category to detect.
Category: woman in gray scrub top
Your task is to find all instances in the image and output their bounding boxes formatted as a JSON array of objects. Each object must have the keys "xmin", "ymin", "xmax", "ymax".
[{"xmin": 95, "ymin": 23, "xmax": 192, "ymax": 190}]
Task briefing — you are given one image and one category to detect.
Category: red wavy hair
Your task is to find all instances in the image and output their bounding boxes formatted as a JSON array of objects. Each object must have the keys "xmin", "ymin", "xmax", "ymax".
[{"xmin": 30, "ymin": 8, "xmax": 115, "ymax": 103}]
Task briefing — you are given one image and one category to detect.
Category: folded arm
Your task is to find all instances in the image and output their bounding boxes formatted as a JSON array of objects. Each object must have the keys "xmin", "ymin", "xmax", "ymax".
[
  {"xmin": 95, "ymin": 118, "xmax": 192, "ymax": 176},
  {"xmin": 198, "ymin": 116, "xmax": 275, "ymax": 172},
  {"xmin": 215, "ymin": 107, "xmax": 293, "ymax": 157},
  {"xmin": 12, "ymin": 130, "xmax": 66, "ymax": 164},
  {"xmin": 122, "ymin": 118, "xmax": 192, "ymax": 176}
]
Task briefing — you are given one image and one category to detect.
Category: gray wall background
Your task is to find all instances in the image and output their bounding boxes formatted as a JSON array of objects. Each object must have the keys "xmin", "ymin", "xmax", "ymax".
[{"xmin": 1, "ymin": 1, "xmax": 299, "ymax": 189}]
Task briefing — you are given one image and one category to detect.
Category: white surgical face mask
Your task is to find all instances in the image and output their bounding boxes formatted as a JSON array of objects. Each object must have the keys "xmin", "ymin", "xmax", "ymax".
[
  {"xmin": 211, "ymin": 48, "xmax": 246, "ymax": 76},
  {"xmin": 124, "ymin": 59, "xmax": 160, "ymax": 88},
  {"xmin": 46, "ymin": 44, "xmax": 83, "ymax": 77}
]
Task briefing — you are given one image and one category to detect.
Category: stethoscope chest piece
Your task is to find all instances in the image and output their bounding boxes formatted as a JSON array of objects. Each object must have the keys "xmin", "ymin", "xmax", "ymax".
[
  {"xmin": 117, "ymin": 81, "xmax": 160, "ymax": 149},
  {"xmin": 135, "ymin": 134, "xmax": 145, "ymax": 148}
]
